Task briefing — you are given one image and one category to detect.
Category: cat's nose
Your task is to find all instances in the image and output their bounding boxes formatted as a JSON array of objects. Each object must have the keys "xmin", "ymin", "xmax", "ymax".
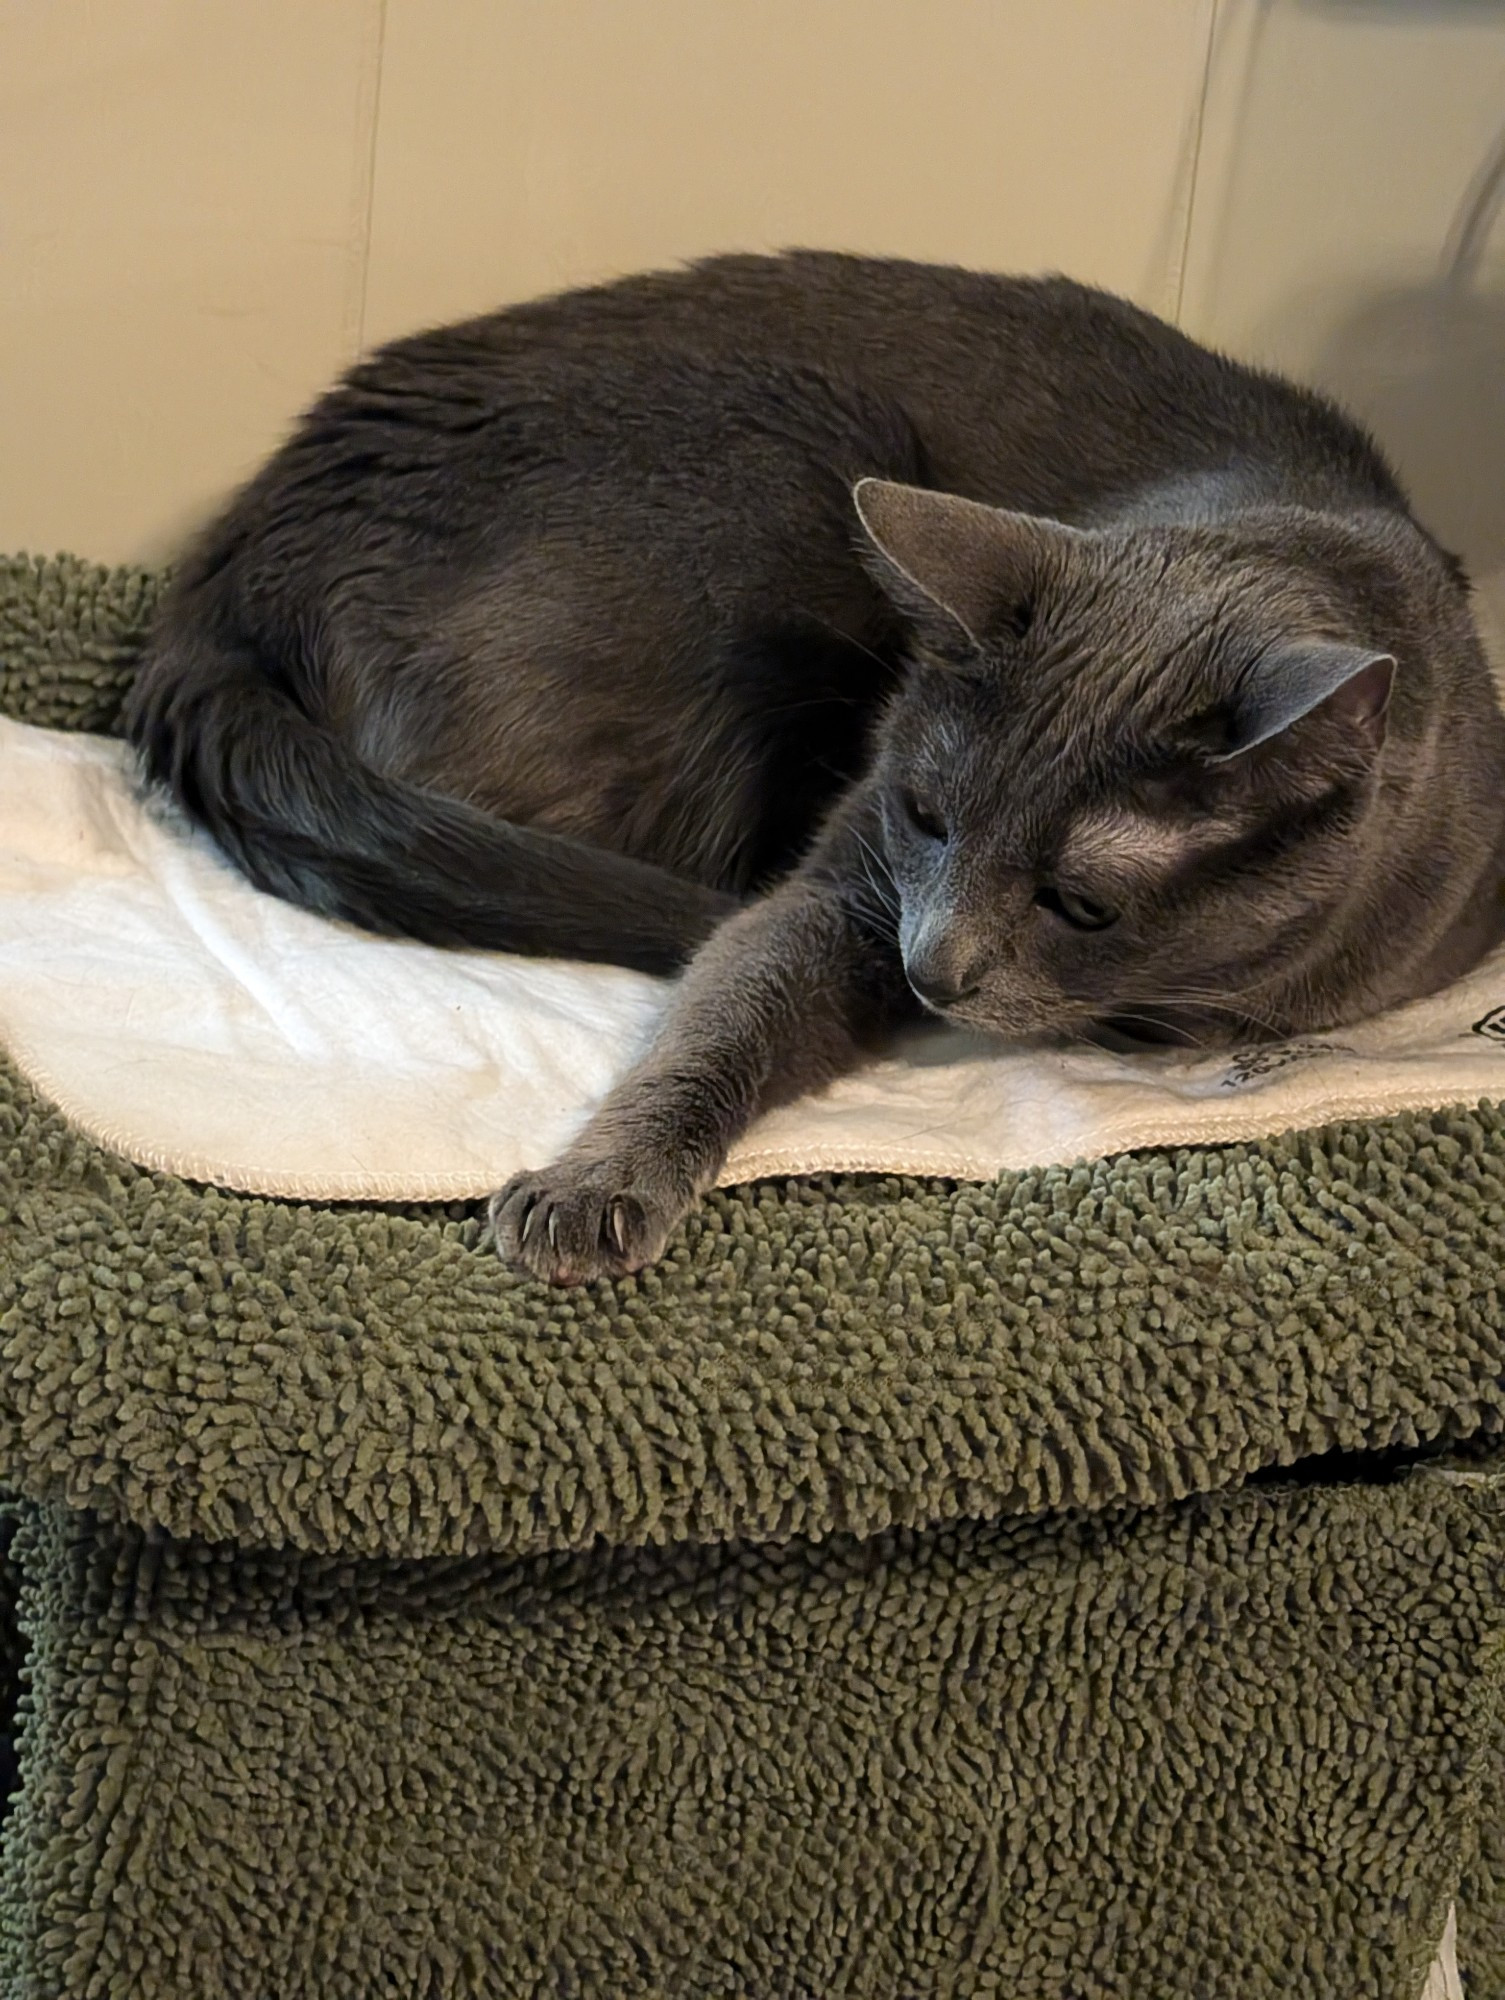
[
  {"xmin": 906, "ymin": 962, "xmax": 983, "ymax": 1008},
  {"xmin": 904, "ymin": 926, "xmax": 988, "ymax": 1009}
]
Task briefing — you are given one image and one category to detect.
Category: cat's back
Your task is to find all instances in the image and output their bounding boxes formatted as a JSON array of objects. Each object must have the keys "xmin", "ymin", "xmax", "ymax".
[
  {"xmin": 368, "ymin": 250, "xmax": 1397, "ymax": 517},
  {"xmin": 440, "ymin": 250, "xmax": 1146, "ymax": 370}
]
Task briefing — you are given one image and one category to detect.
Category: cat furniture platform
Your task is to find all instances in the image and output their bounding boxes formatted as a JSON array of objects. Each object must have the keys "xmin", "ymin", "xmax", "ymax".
[{"xmin": 0, "ymin": 555, "xmax": 1500, "ymax": 1998}]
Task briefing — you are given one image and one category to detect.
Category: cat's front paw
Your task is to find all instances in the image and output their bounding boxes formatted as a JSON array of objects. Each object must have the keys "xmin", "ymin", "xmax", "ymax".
[{"xmin": 489, "ymin": 1160, "xmax": 690, "ymax": 1284}]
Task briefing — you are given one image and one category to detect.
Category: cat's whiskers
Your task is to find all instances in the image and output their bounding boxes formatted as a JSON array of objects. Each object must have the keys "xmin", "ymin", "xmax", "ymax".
[
  {"xmin": 1080, "ymin": 1008, "xmax": 1216, "ymax": 1052},
  {"xmin": 1088, "ymin": 986, "xmax": 1291, "ymax": 1042},
  {"xmin": 848, "ymin": 829, "xmax": 900, "ymax": 941},
  {"xmin": 1139, "ymin": 987, "xmax": 1290, "ymax": 1035},
  {"xmin": 806, "ymin": 618, "xmax": 895, "ymax": 679},
  {"xmin": 768, "ymin": 692, "xmax": 867, "ymax": 718}
]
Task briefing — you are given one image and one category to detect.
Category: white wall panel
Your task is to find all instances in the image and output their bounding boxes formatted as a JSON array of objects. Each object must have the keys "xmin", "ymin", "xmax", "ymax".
[{"xmin": 1183, "ymin": 0, "xmax": 1505, "ymax": 629}]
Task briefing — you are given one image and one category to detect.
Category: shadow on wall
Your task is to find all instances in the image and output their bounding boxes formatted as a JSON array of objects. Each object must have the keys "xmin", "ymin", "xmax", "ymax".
[{"xmin": 1311, "ymin": 118, "xmax": 1505, "ymax": 585}]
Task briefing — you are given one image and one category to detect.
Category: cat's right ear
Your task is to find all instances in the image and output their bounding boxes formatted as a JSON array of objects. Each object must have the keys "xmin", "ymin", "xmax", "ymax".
[{"xmin": 853, "ymin": 479, "xmax": 1077, "ymax": 660}]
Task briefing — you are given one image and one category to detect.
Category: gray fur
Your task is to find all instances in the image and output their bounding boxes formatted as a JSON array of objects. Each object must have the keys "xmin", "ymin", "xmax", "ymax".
[{"xmin": 120, "ymin": 251, "xmax": 1505, "ymax": 1282}]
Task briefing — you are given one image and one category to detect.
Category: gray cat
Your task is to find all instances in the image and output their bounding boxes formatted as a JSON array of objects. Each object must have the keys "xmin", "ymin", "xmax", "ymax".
[{"xmin": 126, "ymin": 252, "xmax": 1505, "ymax": 1283}]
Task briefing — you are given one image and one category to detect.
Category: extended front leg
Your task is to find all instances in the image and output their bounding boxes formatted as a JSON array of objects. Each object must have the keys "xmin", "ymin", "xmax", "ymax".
[{"xmin": 491, "ymin": 874, "xmax": 909, "ymax": 1283}]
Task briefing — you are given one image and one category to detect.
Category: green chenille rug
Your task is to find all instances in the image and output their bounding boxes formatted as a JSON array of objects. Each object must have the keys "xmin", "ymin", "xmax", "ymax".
[{"xmin": 0, "ymin": 553, "xmax": 1502, "ymax": 1998}]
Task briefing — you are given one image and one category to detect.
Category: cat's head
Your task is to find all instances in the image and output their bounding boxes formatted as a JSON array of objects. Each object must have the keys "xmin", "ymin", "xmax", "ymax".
[{"xmin": 854, "ymin": 478, "xmax": 1407, "ymax": 1047}]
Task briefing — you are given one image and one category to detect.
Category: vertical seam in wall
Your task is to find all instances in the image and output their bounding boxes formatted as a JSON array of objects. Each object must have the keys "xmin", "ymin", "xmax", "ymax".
[
  {"xmin": 1172, "ymin": 0, "xmax": 1223, "ymax": 327},
  {"xmin": 345, "ymin": 0, "xmax": 389, "ymax": 362}
]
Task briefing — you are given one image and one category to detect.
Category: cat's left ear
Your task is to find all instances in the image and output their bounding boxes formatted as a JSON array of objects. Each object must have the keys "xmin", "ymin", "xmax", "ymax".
[
  {"xmin": 853, "ymin": 478, "xmax": 1078, "ymax": 657},
  {"xmin": 1214, "ymin": 642, "xmax": 1395, "ymax": 761}
]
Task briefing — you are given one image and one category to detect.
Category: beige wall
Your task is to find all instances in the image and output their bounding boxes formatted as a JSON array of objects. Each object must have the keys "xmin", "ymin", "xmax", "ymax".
[
  {"xmin": 0, "ymin": 0, "xmax": 383, "ymax": 566},
  {"xmin": 2, "ymin": 0, "xmax": 1502, "ymax": 634},
  {"xmin": 359, "ymin": 0, "xmax": 1214, "ymax": 346}
]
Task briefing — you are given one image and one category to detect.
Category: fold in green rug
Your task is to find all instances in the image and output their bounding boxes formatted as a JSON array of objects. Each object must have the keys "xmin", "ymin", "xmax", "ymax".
[{"xmin": 1, "ymin": 554, "xmax": 1502, "ymax": 1998}]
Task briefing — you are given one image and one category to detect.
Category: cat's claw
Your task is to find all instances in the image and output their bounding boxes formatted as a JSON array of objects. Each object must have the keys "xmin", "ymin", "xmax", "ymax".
[{"xmin": 490, "ymin": 1164, "xmax": 680, "ymax": 1284}]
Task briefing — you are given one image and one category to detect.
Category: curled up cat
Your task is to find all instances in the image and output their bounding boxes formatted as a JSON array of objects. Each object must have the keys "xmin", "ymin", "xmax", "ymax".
[{"xmin": 126, "ymin": 252, "xmax": 1505, "ymax": 1283}]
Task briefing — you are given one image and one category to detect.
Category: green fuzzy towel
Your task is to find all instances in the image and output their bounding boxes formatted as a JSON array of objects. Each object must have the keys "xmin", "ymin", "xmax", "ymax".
[{"xmin": 0, "ymin": 554, "xmax": 1502, "ymax": 1998}]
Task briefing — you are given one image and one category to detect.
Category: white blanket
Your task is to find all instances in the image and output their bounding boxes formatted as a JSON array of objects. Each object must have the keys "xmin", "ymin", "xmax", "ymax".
[{"xmin": 2, "ymin": 712, "xmax": 1505, "ymax": 1203}]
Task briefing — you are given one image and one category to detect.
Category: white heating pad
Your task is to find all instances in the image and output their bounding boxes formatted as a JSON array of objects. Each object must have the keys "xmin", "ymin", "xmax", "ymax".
[{"xmin": 3, "ymin": 714, "xmax": 1505, "ymax": 1203}]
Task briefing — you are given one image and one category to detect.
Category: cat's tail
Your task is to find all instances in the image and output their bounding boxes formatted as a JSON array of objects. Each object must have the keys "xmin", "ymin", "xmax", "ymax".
[{"xmin": 124, "ymin": 631, "xmax": 737, "ymax": 977}]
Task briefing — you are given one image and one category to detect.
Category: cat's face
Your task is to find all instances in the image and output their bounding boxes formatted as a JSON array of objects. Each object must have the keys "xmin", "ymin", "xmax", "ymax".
[{"xmin": 857, "ymin": 481, "xmax": 1397, "ymax": 1047}]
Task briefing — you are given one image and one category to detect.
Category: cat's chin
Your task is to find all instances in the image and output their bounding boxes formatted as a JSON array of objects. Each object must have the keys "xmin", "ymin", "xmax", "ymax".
[
  {"xmin": 1086, "ymin": 1012, "xmax": 1212, "ymax": 1052},
  {"xmin": 918, "ymin": 1001, "xmax": 1253, "ymax": 1055}
]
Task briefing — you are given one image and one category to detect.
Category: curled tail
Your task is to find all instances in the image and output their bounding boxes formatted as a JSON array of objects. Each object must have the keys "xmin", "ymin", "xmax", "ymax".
[{"xmin": 125, "ymin": 633, "xmax": 736, "ymax": 977}]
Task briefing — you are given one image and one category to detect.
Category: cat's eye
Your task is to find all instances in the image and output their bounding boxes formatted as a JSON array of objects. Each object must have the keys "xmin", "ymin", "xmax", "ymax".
[
  {"xmin": 899, "ymin": 789, "xmax": 947, "ymax": 842},
  {"xmin": 1035, "ymin": 885, "xmax": 1117, "ymax": 931}
]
